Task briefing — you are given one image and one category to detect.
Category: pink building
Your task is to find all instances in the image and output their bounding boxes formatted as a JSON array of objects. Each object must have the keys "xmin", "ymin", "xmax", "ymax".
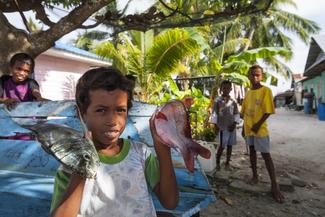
[{"xmin": 34, "ymin": 42, "xmax": 111, "ymax": 100}]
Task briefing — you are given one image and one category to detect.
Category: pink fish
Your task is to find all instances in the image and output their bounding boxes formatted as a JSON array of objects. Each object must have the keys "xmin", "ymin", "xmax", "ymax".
[{"xmin": 151, "ymin": 100, "xmax": 211, "ymax": 172}]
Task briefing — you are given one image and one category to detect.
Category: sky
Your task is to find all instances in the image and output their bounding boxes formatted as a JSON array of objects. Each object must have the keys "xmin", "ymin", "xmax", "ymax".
[{"xmin": 284, "ymin": 0, "xmax": 325, "ymax": 74}]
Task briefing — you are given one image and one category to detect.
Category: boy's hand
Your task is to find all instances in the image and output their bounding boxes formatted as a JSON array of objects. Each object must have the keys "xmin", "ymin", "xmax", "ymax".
[
  {"xmin": 4, "ymin": 98, "xmax": 19, "ymax": 110},
  {"xmin": 251, "ymin": 123, "xmax": 261, "ymax": 133},
  {"xmin": 228, "ymin": 123, "xmax": 236, "ymax": 132},
  {"xmin": 149, "ymin": 116, "xmax": 171, "ymax": 155},
  {"xmin": 36, "ymin": 97, "xmax": 50, "ymax": 102},
  {"xmin": 241, "ymin": 127, "xmax": 245, "ymax": 138}
]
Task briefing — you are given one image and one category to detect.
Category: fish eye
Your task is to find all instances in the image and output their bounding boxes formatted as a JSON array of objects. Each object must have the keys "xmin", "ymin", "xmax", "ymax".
[{"xmin": 83, "ymin": 154, "xmax": 91, "ymax": 161}]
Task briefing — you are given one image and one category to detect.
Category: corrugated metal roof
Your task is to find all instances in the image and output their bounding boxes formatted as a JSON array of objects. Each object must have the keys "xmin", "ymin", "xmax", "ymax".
[
  {"xmin": 304, "ymin": 35, "xmax": 325, "ymax": 77},
  {"xmin": 53, "ymin": 42, "xmax": 110, "ymax": 63}
]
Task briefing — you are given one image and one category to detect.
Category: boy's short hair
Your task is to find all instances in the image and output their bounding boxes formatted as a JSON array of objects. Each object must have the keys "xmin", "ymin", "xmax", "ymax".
[
  {"xmin": 76, "ymin": 67, "xmax": 135, "ymax": 114},
  {"xmin": 10, "ymin": 53, "xmax": 35, "ymax": 73},
  {"xmin": 248, "ymin": 64, "xmax": 264, "ymax": 74},
  {"xmin": 220, "ymin": 80, "xmax": 232, "ymax": 88}
]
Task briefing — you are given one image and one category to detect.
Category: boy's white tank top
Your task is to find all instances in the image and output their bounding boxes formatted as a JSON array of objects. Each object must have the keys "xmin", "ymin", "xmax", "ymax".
[{"xmin": 77, "ymin": 141, "xmax": 157, "ymax": 217}]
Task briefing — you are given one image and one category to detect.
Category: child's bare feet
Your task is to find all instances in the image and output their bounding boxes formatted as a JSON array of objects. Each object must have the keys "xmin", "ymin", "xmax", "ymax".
[
  {"xmin": 271, "ymin": 185, "xmax": 284, "ymax": 203},
  {"xmin": 248, "ymin": 177, "xmax": 258, "ymax": 185},
  {"xmin": 225, "ymin": 164, "xmax": 232, "ymax": 171}
]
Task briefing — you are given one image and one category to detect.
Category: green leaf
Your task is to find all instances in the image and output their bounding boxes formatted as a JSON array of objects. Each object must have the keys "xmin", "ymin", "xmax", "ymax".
[
  {"xmin": 227, "ymin": 47, "xmax": 292, "ymax": 63},
  {"xmin": 221, "ymin": 72, "xmax": 250, "ymax": 86},
  {"xmin": 94, "ymin": 42, "xmax": 128, "ymax": 74},
  {"xmin": 146, "ymin": 28, "xmax": 200, "ymax": 77}
]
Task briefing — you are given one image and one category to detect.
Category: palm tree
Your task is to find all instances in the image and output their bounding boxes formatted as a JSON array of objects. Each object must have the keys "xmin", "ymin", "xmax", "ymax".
[
  {"xmin": 208, "ymin": 0, "xmax": 320, "ymax": 75},
  {"xmin": 181, "ymin": 0, "xmax": 319, "ymax": 78},
  {"xmin": 94, "ymin": 28, "xmax": 200, "ymax": 100}
]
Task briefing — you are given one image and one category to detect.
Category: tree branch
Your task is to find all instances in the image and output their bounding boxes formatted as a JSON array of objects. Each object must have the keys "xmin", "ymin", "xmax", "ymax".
[
  {"xmin": 158, "ymin": 0, "xmax": 193, "ymax": 22},
  {"xmin": 30, "ymin": 0, "xmax": 113, "ymax": 55},
  {"xmin": 0, "ymin": 0, "xmax": 44, "ymax": 12},
  {"xmin": 80, "ymin": 15, "xmax": 106, "ymax": 29},
  {"xmin": 13, "ymin": 0, "xmax": 31, "ymax": 32},
  {"xmin": 33, "ymin": 2, "xmax": 55, "ymax": 27},
  {"xmin": 107, "ymin": 0, "xmax": 273, "ymax": 35}
]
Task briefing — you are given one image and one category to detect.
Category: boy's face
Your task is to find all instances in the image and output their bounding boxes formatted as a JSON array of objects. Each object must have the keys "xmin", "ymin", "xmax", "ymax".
[
  {"xmin": 82, "ymin": 89, "xmax": 128, "ymax": 149},
  {"xmin": 221, "ymin": 83, "xmax": 232, "ymax": 95},
  {"xmin": 10, "ymin": 61, "xmax": 32, "ymax": 83},
  {"xmin": 248, "ymin": 68, "xmax": 263, "ymax": 85}
]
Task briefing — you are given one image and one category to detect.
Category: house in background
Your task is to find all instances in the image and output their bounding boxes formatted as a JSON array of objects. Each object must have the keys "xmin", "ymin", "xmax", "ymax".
[
  {"xmin": 302, "ymin": 35, "xmax": 325, "ymax": 103},
  {"xmin": 35, "ymin": 42, "xmax": 111, "ymax": 100}
]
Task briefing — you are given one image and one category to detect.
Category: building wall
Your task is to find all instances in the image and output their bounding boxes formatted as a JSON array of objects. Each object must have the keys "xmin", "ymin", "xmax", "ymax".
[
  {"xmin": 302, "ymin": 71, "xmax": 325, "ymax": 102},
  {"xmin": 34, "ymin": 54, "xmax": 103, "ymax": 100}
]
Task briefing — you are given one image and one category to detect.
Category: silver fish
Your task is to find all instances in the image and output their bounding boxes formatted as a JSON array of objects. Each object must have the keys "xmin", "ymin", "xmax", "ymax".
[{"xmin": 24, "ymin": 123, "xmax": 99, "ymax": 178}]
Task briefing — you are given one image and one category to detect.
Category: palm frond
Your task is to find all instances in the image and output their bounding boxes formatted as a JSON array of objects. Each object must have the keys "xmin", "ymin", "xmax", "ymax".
[
  {"xmin": 146, "ymin": 28, "xmax": 200, "ymax": 76},
  {"xmin": 262, "ymin": 57, "xmax": 292, "ymax": 78},
  {"xmin": 272, "ymin": 9, "xmax": 320, "ymax": 44},
  {"xmin": 120, "ymin": 35, "xmax": 144, "ymax": 76},
  {"xmin": 94, "ymin": 42, "xmax": 129, "ymax": 74},
  {"xmin": 185, "ymin": 27, "xmax": 210, "ymax": 50},
  {"xmin": 272, "ymin": 0, "xmax": 297, "ymax": 8},
  {"xmin": 213, "ymin": 38, "xmax": 250, "ymax": 60}
]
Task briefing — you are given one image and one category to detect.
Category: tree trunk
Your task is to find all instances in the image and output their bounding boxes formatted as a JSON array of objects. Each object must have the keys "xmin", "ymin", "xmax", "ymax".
[
  {"xmin": 238, "ymin": 17, "xmax": 257, "ymax": 53},
  {"xmin": 0, "ymin": 0, "xmax": 113, "ymax": 76}
]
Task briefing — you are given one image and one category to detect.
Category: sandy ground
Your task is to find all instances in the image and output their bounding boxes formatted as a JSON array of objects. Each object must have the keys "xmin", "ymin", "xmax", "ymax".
[{"xmin": 200, "ymin": 108, "xmax": 325, "ymax": 217}]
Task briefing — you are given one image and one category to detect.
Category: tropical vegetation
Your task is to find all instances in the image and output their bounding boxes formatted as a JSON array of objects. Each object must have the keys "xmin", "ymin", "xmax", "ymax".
[{"xmin": 0, "ymin": 0, "xmax": 320, "ymax": 138}]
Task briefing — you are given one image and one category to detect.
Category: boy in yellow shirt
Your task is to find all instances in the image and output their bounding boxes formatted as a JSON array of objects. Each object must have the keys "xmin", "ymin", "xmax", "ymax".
[{"xmin": 241, "ymin": 65, "xmax": 284, "ymax": 203}]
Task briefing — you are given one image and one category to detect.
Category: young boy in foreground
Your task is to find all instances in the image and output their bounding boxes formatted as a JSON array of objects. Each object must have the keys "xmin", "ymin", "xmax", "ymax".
[{"xmin": 51, "ymin": 67, "xmax": 178, "ymax": 217}]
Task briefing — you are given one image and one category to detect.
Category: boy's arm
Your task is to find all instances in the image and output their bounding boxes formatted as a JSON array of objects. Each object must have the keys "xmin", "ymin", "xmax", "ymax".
[
  {"xmin": 29, "ymin": 79, "xmax": 49, "ymax": 101},
  {"xmin": 0, "ymin": 78, "xmax": 19, "ymax": 109},
  {"xmin": 52, "ymin": 174, "xmax": 85, "ymax": 217},
  {"xmin": 31, "ymin": 88, "xmax": 49, "ymax": 101},
  {"xmin": 149, "ymin": 117, "xmax": 179, "ymax": 209},
  {"xmin": 252, "ymin": 88, "xmax": 275, "ymax": 133},
  {"xmin": 251, "ymin": 113, "xmax": 270, "ymax": 133}
]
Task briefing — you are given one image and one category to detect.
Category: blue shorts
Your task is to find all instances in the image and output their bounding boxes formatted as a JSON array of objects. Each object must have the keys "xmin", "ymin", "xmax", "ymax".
[
  {"xmin": 245, "ymin": 136, "xmax": 270, "ymax": 153},
  {"xmin": 219, "ymin": 130, "xmax": 236, "ymax": 148}
]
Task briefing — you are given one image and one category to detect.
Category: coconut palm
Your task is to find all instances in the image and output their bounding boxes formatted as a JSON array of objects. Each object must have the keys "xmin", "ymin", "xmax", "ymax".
[
  {"xmin": 211, "ymin": 0, "xmax": 319, "ymax": 75},
  {"xmin": 184, "ymin": 0, "xmax": 319, "ymax": 78}
]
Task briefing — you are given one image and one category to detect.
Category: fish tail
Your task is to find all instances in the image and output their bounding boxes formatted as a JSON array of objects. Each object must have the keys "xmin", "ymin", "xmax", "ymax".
[
  {"xmin": 190, "ymin": 141, "xmax": 211, "ymax": 159},
  {"xmin": 180, "ymin": 149, "xmax": 195, "ymax": 173}
]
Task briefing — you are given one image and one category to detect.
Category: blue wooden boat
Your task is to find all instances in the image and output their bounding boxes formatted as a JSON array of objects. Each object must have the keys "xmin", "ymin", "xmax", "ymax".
[{"xmin": 0, "ymin": 101, "xmax": 216, "ymax": 217}]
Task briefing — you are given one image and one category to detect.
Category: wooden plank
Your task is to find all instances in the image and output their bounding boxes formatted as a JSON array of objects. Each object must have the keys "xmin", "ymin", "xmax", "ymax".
[
  {"xmin": 0, "ymin": 140, "xmax": 59, "ymax": 175},
  {"xmin": 0, "ymin": 101, "xmax": 76, "ymax": 117},
  {"xmin": 0, "ymin": 100, "xmax": 155, "ymax": 118}
]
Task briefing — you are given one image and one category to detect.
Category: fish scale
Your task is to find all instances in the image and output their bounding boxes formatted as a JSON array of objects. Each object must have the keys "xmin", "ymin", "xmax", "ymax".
[{"xmin": 23, "ymin": 123, "xmax": 99, "ymax": 178}]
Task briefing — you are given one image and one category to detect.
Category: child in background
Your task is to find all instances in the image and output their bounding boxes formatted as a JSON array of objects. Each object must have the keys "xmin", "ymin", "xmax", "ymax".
[
  {"xmin": 241, "ymin": 65, "xmax": 284, "ymax": 203},
  {"xmin": 0, "ymin": 53, "xmax": 47, "ymax": 110},
  {"xmin": 213, "ymin": 80, "xmax": 240, "ymax": 170},
  {"xmin": 51, "ymin": 67, "xmax": 178, "ymax": 217}
]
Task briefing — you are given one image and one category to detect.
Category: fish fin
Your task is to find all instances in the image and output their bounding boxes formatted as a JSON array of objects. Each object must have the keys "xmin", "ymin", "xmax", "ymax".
[
  {"xmin": 190, "ymin": 141, "xmax": 211, "ymax": 159},
  {"xmin": 155, "ymin": 111, "xmax": 168, "ymax": 121},
  {"xmin": 180, "ymin": 148, "xmax": 195, "ymax": 173}
]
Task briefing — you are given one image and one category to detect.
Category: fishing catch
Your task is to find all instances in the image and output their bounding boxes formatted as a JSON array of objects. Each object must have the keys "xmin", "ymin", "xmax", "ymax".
[
  {"xmin": 24, "ymin": 123, "xmax": 99, "ymax": 178},
  {"xmin": 151, "ymin": 100, "xmax": 211, "ymax": 173}
]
